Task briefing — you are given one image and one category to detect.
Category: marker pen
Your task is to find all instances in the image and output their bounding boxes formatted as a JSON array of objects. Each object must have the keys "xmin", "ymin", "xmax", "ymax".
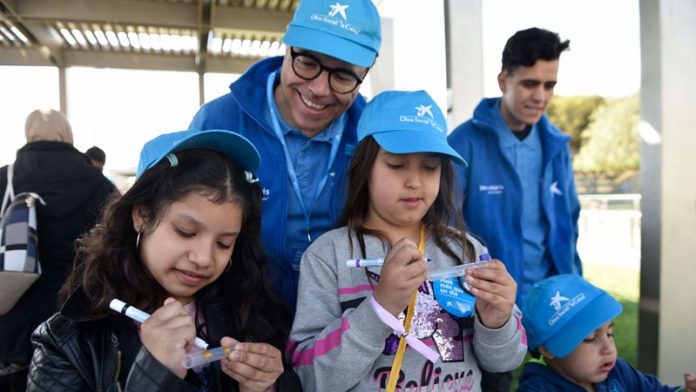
[
  {"xmin": 109, "ymin": 298, "xmax": 209, "ymax": 350},
  {"xmin": 346, "ymin": 257, "xmax": 432, "ymax": 268},
  {"xmin": 183, "ymin": 345, "xmax": 236, "ymax": 369},
  {"xmin": 426, "ymin": 253, "xmax": 492, "ymax": 281}
]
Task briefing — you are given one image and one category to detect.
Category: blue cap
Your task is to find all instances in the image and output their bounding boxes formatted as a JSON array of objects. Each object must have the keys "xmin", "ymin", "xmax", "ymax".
[
  {"xmin": 136, "ymin": 129, "xmax": 261, "ymax": 178},
  {"xmin": 521, "ymin": 274, "xmax": 623, "ymax": 358},
  {"xmin": 283, "ymin": 0, "xmax": 381, "ymax": 67},
  {"xmin": 357, "ymin": 90, "xmax": 466, "ymax": 166}
]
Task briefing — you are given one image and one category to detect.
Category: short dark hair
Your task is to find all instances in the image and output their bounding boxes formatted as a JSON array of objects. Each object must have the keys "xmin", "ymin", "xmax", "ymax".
[
  {"xmin": 501, "ymin": 27, "xmax": 570, "ymax": 74},
  {"xmin": 85, "ymin": 146, "xmax": 106, "ymax": 164}
]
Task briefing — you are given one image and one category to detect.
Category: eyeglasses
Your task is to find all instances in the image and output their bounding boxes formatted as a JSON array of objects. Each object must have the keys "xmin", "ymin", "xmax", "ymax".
[{"xmin": 290, "ymin": 47, "xmax": 367, "ymax": 94}]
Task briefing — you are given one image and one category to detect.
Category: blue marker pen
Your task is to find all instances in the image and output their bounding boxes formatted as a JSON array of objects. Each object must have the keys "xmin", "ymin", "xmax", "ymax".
[
  {"xmin": 346, "ymin": 257, "xmax": 432, "ymax": 268},
  {"xmin": 427, "ymin": 253, "xmax": 492, "ymax": 281}
]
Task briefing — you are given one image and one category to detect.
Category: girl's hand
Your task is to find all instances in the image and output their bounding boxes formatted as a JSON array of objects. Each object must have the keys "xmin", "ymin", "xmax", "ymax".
[
  {"xmin": 140, "ymin": 297, "xmax": 196, "ymax": 378},
  {"xmin": 465, "ymin": 259, "xmax": 517, "ymax": 329},
  {"xmin": 373, "ymin": 238, "xmax": 428, "ymax": 316},
  {"xmin": 685, "ymin": 372, "xmax": 696, "ymax": 392},
  {"xmin": 220, "ymin": 337, "xmax": 284, "ymax": 392}
]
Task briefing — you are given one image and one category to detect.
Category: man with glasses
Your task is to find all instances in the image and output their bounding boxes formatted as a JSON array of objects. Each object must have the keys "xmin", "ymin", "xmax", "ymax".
[{"xmin": 189, "ymin": 0, "xmax": 381, "ymax": 314}]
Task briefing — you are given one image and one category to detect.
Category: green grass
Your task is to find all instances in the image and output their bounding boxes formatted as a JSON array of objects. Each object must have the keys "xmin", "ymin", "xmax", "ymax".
[
  {"xmin": 511, "ymin": 264, "xmax": 639, "ymax": 388},
  {"xmin": 584, "ymin": 263, "xmax": 639, "ymax": 366}
]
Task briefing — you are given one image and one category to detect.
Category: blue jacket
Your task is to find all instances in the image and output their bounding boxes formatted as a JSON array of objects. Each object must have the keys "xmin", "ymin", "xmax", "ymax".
[
  {"xmin": 517, "ymin": 358, "xmax": 682, "ymax": 391},
  {"xmin": 447, "ymin": 98, "xmax": 581, "ymax": 303},
  {"xmin": 189, "ymin": 56, "xmax": 364, "ymax": 312}
]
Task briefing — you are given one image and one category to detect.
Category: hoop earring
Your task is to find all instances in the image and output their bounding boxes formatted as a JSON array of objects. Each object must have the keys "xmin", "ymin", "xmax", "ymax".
[{"xmin": 136, "ymin": 230, "xmax": 142, "ymax": 249}]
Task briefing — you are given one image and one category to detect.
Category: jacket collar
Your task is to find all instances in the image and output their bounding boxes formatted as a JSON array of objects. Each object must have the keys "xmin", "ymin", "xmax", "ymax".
[
  {"xmin": 60, "ymin": 286, "xmax": 97, "ymax": 322},
  {"xmin": 19, "ymin": 140, "xmax": 81, "ymax": 154},
  {"xmin": 473, "ymin": 97, "xmax": 571, "ymax": 163}
]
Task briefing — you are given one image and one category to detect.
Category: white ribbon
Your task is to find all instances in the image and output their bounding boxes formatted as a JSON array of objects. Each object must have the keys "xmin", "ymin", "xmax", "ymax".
[{"xmin": 370, "ymin": 294, "xmax": 440, "ymax": 363}]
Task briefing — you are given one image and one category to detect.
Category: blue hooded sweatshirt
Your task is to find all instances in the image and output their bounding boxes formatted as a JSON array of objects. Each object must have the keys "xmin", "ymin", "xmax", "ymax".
[
  {"xmin": 447, "ymin": 98, "xmax": 581, "ymax": 303},
  {"xmin": 518, "ymin": 358, "xmax": 683, "ymax": 391},
  {"xmin": 189, "ymin": 56, "xmax": 364, "ymax": 313}
]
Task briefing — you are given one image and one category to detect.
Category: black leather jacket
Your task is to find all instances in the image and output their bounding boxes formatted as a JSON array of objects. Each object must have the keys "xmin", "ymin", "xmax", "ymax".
[{"xmin": 27, "ymin": 289, "xmax": 302, "ymax": 391}]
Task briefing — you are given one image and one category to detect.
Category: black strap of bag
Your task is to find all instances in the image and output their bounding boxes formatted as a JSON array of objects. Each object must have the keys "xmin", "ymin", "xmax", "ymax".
[
  {"xmin": 0, "ymin": 164, "xmax": 46, "ymax": 315},
  {"xmin": 1, "ymin": 164, "xmax": 15, "ymax": 218}
]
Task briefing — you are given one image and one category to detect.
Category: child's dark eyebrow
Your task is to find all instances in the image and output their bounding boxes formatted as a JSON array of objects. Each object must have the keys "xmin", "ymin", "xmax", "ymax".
[{"xmin": 608, "ymin": 321, "xmax": 615, "ymax": 328}]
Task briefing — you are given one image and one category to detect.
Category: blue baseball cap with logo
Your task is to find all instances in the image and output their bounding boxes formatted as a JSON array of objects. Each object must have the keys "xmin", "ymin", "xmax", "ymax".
[
  {"xmin": 357, "ymin": 90, "xmax": 466, "ymax": 166},
  {"xmin": 136, "ymin": 129, "xmax": 261, "ymax": 178},
  {"xmin": 283, "ymin": 0, "xmax": 381, "ymax": 67},
  {"xmin": 521, "ymin": 274, "xmax": 623, "ymax": 358}
]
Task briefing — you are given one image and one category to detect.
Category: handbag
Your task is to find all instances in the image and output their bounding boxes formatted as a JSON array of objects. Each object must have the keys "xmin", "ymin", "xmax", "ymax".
[{"xmin": 0, "ymin": 164, "xmax": 45, "ymax": 315}]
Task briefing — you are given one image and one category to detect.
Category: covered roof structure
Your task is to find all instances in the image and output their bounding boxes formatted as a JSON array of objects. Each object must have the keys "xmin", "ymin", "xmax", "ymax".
[{"xmin": 0, "ymin": 0, "xmax": 298, "ymax": 74}]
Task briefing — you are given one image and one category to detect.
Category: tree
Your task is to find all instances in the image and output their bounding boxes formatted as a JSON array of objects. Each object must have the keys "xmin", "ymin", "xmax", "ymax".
[
  {"xmin": 547, "ymin": 95, "xmax": 606, "ymax": 154},
  {"xmin": 573, "ymin": 94, "xmax": 640, "ymax": 173}
]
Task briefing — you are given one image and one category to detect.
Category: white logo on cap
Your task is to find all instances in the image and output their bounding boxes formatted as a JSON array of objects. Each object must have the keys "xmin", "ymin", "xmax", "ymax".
[
  {"xmin": 548, "ymin": 291, "xmax": 586, "ymax": 326},
  {"xmin": 415, "ymin": 105, "xmax": 434, "ymax": 119},
  {"xmin": 310, "ymin": 2, "xmax": 359, "ymax": 35},
  {"xmin": 398, "ymin": 104, "xmax": 444, "ymax": 133},
  {"xmin": 549, "ymin": 291, "xmax": 569, "ymax": 311},
  {"xmin": 328, "ymin": 3, "xmax": 349, "ymax": 20}
]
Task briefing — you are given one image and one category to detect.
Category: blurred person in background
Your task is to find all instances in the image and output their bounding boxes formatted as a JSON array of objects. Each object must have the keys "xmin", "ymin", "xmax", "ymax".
[
  {"xmin": 85, "ymin": 146, "xmax": 106, "ymax": 171},
  {"xmin": 0, "ymin": 109, "xmax": 115, "ymax": 391}
]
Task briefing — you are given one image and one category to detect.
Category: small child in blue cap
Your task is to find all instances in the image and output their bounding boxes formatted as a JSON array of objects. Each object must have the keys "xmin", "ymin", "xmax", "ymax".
[{"xmin": 519, "ymin": 274, "xmax": 696, "ymax": 391}]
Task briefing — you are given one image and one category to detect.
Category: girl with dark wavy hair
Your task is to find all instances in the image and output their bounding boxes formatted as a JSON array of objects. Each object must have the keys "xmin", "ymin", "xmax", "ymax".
[{"xmin": 28, "ymin": 130, "xmax": 301, "ymax": 392}]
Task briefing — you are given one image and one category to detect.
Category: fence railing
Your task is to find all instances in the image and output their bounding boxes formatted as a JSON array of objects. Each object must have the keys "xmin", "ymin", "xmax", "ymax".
[{"xmin": 577, "ymin": 194, "xmax": 641, "ymax": 268}]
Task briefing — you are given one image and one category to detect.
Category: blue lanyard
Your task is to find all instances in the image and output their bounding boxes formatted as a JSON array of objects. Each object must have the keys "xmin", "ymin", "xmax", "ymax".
[{"xmin": 265, "ymin": 71, "xmax": 344, "ymax": 243}]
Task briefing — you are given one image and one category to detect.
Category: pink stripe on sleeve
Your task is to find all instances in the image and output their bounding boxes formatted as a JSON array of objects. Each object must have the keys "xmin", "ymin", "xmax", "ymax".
[
  {"xmin": 516, "ymin": 315, "xmax": 528, "ymax": 347},
  {"xmin": 290, "ymin": 317, "xmax": 351, "ymax": 366},
  {"xmin": 338, "ymin": 284, "xmax": 374, "ymax": 295}
]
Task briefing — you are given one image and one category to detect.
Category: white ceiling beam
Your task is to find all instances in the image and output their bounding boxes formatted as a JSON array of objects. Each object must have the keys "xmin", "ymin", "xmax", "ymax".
[
  {"xmin": 16, "ymin": 0, "xmax": 197, "ymax": 28},
  {"xmin": 1, "ymin": 49, "xmax": 258, "ymax": 74},
  {"xmin": 0, "ymin": 0, "xmax": 18, "ymax": 13},
  {"xmin": 0, "ymin": 46, "xmax": 54, "ymax": 65},
  {"xmin": 214, "ymin": 6, "xmax": 291, "ymax": 32},
  {"xmin": 62, "ymin": 49, "xmax": 197, "ymax": 71},
  {"xmin": 207, "ymin": 56, "xmax": 256, "ymax": 74}
]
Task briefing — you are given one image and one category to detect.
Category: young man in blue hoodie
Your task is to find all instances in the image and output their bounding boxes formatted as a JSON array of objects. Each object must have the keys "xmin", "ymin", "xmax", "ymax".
[
  {"xmin": 189, "ymin": 0, "xmax": 381, "ymax": 314},
  {"xmin": 519, "ymin": 274, "xmax": 696, "ymax": 391},
  {"xmin": 448, "ymin": 27, "xmax": 579, "ymax": 391},
  {"xmin": 448, "ymin": 27, "xmax": 580, "ymax": 304}
]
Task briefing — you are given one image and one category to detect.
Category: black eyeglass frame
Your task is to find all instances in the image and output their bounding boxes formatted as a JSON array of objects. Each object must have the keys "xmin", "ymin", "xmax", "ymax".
[{"xmin": 289, "ymin": 47, "xmax": 368, "ymax": 94}]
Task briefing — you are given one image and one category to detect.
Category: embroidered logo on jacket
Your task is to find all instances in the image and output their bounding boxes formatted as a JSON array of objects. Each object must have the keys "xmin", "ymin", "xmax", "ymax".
[
  {"xmin": 550, "ymin": 181, "xmax": 563, "ymax": 196},
  {"xmin": 479, "ymin": 184, "xmax": 504, "ymax": 195}
]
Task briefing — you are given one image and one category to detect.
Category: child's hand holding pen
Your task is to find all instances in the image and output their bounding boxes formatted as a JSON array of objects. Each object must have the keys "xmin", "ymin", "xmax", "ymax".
[
  {"xmin": 140, "ymin": 297, "xmax": 197, "ymax": 379},
  {"xmin": 219, "ymin": 336, "xmax": 284, "ymax": 392},
  {"xmin": 464, "ymin": 259, "xmax": 517, "ymax": 329},
  {"xmin": 373, "ymin": 238, "xmax": 428, "ymax": 317}
]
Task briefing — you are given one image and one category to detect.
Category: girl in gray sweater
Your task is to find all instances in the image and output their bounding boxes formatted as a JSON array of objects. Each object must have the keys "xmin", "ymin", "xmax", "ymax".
[{"xmin": 289, "ymin": 91, "xmax": 527, "ymax": 391}]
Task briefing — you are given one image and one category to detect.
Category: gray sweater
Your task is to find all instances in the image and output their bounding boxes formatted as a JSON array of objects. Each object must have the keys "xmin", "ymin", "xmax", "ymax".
[{"xmin": 289, "ymin": 227, "xmax": 527, "ymax": 391}]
